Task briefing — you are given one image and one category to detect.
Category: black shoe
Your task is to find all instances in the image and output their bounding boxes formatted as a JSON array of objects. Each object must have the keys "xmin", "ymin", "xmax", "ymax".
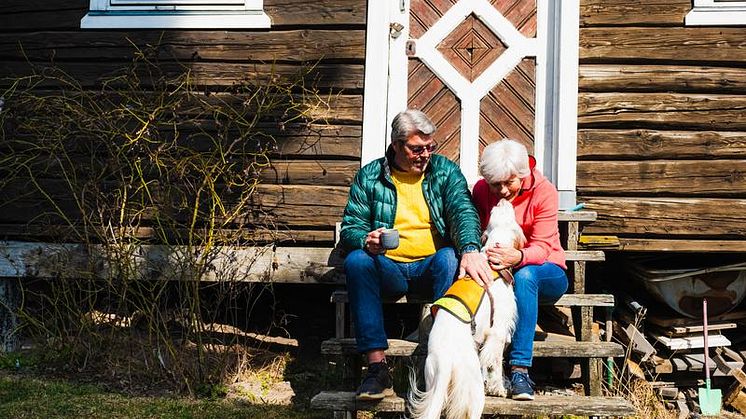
[{"xmin": 355, "ymin": 361, "xmax": 394, "ymax": 400}]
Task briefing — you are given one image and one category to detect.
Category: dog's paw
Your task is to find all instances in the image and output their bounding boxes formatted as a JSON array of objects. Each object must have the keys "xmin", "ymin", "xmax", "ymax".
[
  {"xmin": 484, "ymin": 373, "xmax": 508, "ymax": 397},
  {"xmin": 485, "ymin": 381, "xmax": 508, "ymax": 398}
]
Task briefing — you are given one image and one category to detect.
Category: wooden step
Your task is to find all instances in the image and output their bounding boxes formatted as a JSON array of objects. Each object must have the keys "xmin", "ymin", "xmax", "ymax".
[
  {"xmin": 321, "ymin": 338, "xmax": 624, "ymax": 358},
  {"xmin": 565, "ymin": 250, "xmax": 605, "ymax": 262},
  {"xmin": 558, "ymin": 210, "xmax": 597, "ymax": 222},
  {"xmin": 310, "ymin": 391, "xmax": 636, "ymax": 417},
  {"xmin": 330, "ymin": 291, "xmax": 614, "ymax": 307}
]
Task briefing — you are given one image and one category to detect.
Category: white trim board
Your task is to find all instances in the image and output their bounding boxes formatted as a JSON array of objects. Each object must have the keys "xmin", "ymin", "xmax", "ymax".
[
  {"xmin": 686, "ymin": 0, "xmax": 746, "ymax": 26},
  {"xmin": 653, "ymin": 333, "xmax": 731, "ymax": 351},
  {"xmin": 81, "ymin": 12, "xmax": 271, "ymax": 29},
  {"xmin": 553, "ymin": 0, "xmax": 580, "ymax": 209},
  {"xmin": 81, "ymin": 0, "xmax": 270, "ymax": 29},
  {"xmin": 360, "ymin": 1, "xmax": 395, "ymax": 166}
]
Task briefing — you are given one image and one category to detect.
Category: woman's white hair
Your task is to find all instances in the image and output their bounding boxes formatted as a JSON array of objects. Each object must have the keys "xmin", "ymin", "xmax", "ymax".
[
  {"xmin": 391, "ymin": 109, "xmax": 436, "ymax": 143},
  {"xmin": 479, "ymin": 139, "xmax": 531, "ymax": 183}
]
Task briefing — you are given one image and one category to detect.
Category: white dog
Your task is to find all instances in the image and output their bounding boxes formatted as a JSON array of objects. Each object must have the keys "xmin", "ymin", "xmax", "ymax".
[{"xmin": 408, "ymin": 199, "xmax": 526, "ymax": 419}]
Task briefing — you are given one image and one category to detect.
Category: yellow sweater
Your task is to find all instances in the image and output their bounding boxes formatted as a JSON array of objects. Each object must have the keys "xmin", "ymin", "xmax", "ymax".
[{"xmin": 385, "ymin": 169, "xmax": 443, "ymax": 262}]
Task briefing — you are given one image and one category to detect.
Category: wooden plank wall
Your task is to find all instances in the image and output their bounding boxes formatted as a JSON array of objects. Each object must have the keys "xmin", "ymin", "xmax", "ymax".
[
  {"xmin": 0, "ymin": 0, "xmax": 366, "ymax": 245},
  {"xmin": 577, "ymin": 0, "xmax": 746, "ymax": 252}
]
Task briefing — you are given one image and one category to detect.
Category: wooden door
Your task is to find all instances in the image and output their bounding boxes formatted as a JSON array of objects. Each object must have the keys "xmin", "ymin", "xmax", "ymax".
[{"xmin": 403, "ymin": 0, "xmax": 540, "ymax": 179}]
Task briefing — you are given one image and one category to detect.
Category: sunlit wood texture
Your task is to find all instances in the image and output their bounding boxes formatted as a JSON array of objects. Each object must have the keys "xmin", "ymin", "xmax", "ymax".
[
  {"xmin": 409, "ymin": 0, "xmax": 457, "ymax": 39},
  {"xmin": 480, "ymin": 58, "xmax": 536, "ymax": 152},
  {"xmin": 578, "ymin": 0, "xmax": 746, "ymax": 249},
  {"xmin": 410, "ymin": 0, "xmax": 536, "ymax": 40},
  {"xmin": 0, "ymin": 0, "xmax": 367, "ymax": 30},
  {"xmin": 491, "ymin": 0, "xmax": 537, "ymax": 37},
  {"xmin": 0, "ymin": 0, "xmax": 367, "ymax": 245},
  {"xmin": 408, "ymin": 60, "xmax": 462, "ymax": 164}
]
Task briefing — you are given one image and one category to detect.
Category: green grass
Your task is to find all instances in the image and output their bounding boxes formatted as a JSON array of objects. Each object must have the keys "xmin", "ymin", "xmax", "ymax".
[{"xmin": 0, "ymin": 373, "xmax": 328, "ymax": 419}]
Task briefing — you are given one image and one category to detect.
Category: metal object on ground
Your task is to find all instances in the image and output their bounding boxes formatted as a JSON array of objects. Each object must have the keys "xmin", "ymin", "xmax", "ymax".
[{"xmin": 628, "ymin": 255, "xmax": 746, "ymax": 318}]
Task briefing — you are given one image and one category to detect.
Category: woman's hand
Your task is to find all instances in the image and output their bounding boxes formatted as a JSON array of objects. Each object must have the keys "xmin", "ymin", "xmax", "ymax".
[
  {"xmin": 364, "ymin": 228, "xmax": 386, "ymax": 254},
  {"xmin": 485, "ymin": 245, "xmax": 522, "ymax": 270}
]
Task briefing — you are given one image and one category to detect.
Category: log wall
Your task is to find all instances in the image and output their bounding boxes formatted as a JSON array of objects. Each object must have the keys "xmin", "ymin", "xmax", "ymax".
[
  {"xmin": 5, "ymin": 1, "xmax": 745, "ymax": 252},
  {"xmin": 578, "ymin": 0, "xmax": 746, "ymax": 251},
  {"xmin": 0, "ymin": 0, "xmax": 366, "ymax": 245}
]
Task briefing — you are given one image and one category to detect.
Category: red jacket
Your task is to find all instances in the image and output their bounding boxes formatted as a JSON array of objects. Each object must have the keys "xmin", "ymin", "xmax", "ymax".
[{"xmin": 471, "ymin": 156, "xmax": 566, "ymax": 270}]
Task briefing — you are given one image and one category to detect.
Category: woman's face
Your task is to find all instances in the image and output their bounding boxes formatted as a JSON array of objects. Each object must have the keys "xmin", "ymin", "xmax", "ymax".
[{"xmin": 488, "ymin": 175, "xmax": 522, "ymax": 201}]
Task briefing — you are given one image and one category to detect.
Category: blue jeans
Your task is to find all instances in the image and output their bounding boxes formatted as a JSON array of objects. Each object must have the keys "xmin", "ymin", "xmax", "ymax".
[
  {"xmin": 344, "ymin": 247, "xmax": 458, "ymax": 353},
  {"xmin": 510, "ymin": 262, "xmax": 568, "ymax": 368}
]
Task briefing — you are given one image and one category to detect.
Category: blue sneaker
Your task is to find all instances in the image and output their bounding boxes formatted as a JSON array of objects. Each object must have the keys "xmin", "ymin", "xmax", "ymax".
[
  {"xmin": 356, "ymin": 361, "xmax": 394, "ymax": 400},
  {"xmin": 510, "ymin": 370, "xmax": 535, "ymax": 401}
]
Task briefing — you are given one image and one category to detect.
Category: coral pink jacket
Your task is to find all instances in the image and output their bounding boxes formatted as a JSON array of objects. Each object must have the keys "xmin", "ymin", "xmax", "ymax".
[{"xmin": 471, "ymin": 156, "xmax": 566, "ymax": 270}]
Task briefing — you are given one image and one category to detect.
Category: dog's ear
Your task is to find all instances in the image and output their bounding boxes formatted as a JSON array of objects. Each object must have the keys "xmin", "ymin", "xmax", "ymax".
[{"xmin": 513, "ymin": 224, "xmax": 526, "ymax": 250}]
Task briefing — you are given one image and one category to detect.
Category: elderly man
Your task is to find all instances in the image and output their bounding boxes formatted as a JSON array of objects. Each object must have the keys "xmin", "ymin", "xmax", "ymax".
[{"xmin": 340, "ymin": 109, "xmax": 492, "ymax": 400}]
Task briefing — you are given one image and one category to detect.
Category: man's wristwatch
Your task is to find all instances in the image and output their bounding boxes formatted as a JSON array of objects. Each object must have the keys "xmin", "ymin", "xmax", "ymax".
[{"xmin": 461, "ymin": 244, "xmax": 479, "ymax": 255}]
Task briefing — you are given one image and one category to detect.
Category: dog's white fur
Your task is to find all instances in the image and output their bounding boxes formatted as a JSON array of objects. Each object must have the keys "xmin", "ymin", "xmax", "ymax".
[{"xmin": 408, "ymin": 199, "xmax": 526, "ymax": 419}]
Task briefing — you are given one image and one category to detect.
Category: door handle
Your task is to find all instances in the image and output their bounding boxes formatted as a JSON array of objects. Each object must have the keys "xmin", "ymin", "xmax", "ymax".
[{"xmin": 390, "ymin": 22, "xmax": 404, "ymax": 38}]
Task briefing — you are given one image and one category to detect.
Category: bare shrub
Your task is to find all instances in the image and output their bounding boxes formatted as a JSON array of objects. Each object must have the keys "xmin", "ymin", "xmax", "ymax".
[{"xmin": 0, "ymin": 42, "xmax": 330, "ymax": 394}]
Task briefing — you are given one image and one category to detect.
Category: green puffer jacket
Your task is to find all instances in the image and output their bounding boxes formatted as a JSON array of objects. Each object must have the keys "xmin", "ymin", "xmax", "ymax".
[{"xmin": 340, "ymin": 147, "xmax": 482, "ymax": 254}]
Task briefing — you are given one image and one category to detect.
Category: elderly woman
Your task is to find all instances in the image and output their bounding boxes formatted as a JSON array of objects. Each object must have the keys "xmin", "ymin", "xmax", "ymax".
[{"xmin": 471, "ymin": 139, "xmax": 567, "ymax": 401}]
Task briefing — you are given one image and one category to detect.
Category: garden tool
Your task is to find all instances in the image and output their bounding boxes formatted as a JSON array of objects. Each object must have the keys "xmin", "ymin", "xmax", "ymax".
[{"xmin": 698, "ymin": 298, "xmax": 722, "ymax": 416}]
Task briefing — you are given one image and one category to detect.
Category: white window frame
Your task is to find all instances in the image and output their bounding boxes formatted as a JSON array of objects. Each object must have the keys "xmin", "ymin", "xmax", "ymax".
[
  {"xmin": 81, "ymin": 0, "xmax": 271, "ymax": 29},
  {"xmin": 686, "ymin": 0, "xmax": 746, "ymax": 26}
]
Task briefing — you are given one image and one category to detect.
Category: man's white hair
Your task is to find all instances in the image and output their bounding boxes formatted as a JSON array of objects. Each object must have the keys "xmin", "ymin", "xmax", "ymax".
[
  {"xmin": 479, "ymin": 139, "xmax": 531, "ymax": 183},
  {"xmin": 391, "ymin": 109, "xmax": 436, "ymax": 144}
]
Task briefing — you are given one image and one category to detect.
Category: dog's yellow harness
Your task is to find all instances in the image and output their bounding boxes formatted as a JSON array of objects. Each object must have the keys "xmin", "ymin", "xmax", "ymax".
[
  {"xmin": 431, "ymin": 277, "xmax": 486, "ymax": 323},
  {"xmin": 431, "ymin": 270, "xmax": 513, "ymax": 326}
]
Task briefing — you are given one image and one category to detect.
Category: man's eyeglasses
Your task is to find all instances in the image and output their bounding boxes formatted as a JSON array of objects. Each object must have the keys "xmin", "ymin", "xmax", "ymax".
[{"xmin": 401, "ymin": 141, "xmax": 438, "ymax": 155}]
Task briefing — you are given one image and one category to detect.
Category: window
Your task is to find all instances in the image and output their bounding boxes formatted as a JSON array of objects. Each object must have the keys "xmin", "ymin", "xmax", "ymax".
[
  {"xmin": 686, "ymin": 0, "xmax": 746, "ymax": 26},
  {"xmin": 81, "ymin": 0, "xmax": 271, "ymax": 29}
]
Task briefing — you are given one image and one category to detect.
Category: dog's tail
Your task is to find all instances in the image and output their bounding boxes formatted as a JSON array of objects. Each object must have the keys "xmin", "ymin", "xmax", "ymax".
[{"xmin": 408, "ymin": 314, "xmax": 485, "ymax": 419}]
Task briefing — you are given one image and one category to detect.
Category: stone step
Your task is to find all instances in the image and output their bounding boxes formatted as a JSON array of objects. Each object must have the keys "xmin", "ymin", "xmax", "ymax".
[
  {"xmin": 330, "ymin": 291, "xmax": 614, "ymax": 307},
  {"xmin": 321, "ymin": 338, "xmax": 625, "ymax": 358},
  {"xmin": 310, "ymin": 391, "xmax": 636, "ymax": 417}
]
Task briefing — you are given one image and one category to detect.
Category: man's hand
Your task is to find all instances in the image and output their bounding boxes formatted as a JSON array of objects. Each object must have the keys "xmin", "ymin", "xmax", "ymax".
[
  {"xmin": 485, "ymin": 245, "xmax": 522, "ymax": 271},
  {"xmin": 458, "ymin": 251, "xmax": 494, "ymax": 287},
  {"xmin": 364, "ymin": 228, "xmax": 386, "ymax": 254}
]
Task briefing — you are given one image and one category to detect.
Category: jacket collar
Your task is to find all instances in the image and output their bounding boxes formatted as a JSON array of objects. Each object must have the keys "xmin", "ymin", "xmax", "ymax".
[{"xmin": 383, "ymin": 144, "xmax": 432, "ymax": 181}]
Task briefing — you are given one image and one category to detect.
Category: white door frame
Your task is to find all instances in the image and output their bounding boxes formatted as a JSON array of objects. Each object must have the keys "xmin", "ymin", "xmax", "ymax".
[{"xmin": 361, "ymin": 0, "xmax": 579, "ymax": 208}]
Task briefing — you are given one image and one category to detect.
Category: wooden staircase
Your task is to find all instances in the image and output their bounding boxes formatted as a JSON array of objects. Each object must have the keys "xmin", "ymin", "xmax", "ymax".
[
  {"xmin": 311, "ymin": 392, "xmax": 636, "ymax": 417},
  {"xmin": 310, "ymin": 211, "xmax": 636, "ymax": 417}
]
